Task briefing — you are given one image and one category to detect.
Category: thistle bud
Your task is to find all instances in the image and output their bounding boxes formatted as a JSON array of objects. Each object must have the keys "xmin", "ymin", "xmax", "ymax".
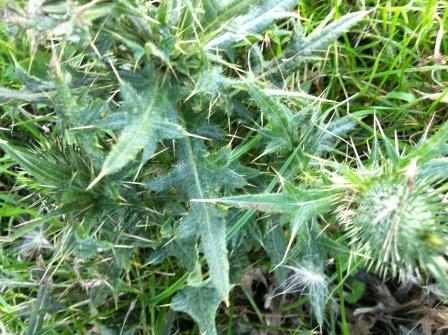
[{"xmin": 337, "ymin": 164, "xmax": 447, "ymax": 281}]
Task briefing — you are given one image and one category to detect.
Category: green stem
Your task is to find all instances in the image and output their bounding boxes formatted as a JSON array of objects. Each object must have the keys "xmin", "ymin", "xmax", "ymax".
[{"xmin": 337, "ymin": 257, "xmax": 350, "ymax": 335}]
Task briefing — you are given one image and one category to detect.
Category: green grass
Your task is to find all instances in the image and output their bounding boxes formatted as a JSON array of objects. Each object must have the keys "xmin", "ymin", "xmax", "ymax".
[{"xmin": 0, "ymin": 1, "xmax": 447, "ymax": 334}]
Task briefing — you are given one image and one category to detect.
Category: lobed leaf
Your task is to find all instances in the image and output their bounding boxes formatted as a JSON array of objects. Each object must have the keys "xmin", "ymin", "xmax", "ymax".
[
  {"xmin": 179, "ymin": 140, "xmax": 230, "ymax": 302},
  {"xmin": 88, "ymin": 81, "xmax": 184, "ymax": 189},
  {"xmin": 171, "ymin": 282, "xmax": 223, "ymax": 335}
]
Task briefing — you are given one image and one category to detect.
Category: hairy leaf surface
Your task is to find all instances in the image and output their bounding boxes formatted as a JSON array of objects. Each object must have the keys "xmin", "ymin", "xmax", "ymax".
[
  {"xmin": 206, "ymin": 0, "xmax": 297, "ymax": 50},
  {"xmin": 88, "ymin": 80, "xmax": 184, "ymax": 188},
  {"xmin": 265, "ymin": 11, "xmax": 369, "ymax": 78},
  {"xmin": 171, "ymin": 282, "xmax": 222, "ymax": 335}
]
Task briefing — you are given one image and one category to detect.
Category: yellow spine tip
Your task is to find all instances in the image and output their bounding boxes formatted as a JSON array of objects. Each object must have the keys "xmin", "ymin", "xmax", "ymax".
[{"xmin": 86, "ymin": 171, "xmax": 106, "ymax": 190}]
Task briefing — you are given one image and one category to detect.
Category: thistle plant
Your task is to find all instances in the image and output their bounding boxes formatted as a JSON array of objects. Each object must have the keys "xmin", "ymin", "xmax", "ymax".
[
  {"xmin": 207, "ymin": 122, "xmax": 448, "ymax": 327},
  {"xmin": 331, "ymin": 123, "xmax": 448, "ymax": 289},
  {"xmin": 1, "ymin": 0, "xmax": 447, "ymax": 334}
]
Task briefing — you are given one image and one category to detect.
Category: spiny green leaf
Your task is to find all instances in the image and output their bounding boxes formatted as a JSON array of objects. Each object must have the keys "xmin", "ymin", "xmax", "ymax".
[
  {"xmin": 52, "ymin": 75, "xmax": 106, "ymax": 165},
  {"xmin": 0, "ymin": 140, "xmax": 77, "ymax": 189},
  {"xmin": 248, "ymin": 84, "xmax": 357, "ymax": 156},
  {"xmin": 15, "ymin": 65, "xmax": 54, "ymax": 92},
  {"xmin": 27, "ymin": 281, "xmax": 52, "ymax": 335},
  {"xmin": 403, "ymin": 120, "xmax": 448, "ymax": 166},
  {"xmin": 96, "ymin": 119, "xmax": 154, "ymax": 178},
  {"xmin": 149, "ymin": 237, "xmax": 199, "ymax": 272},
  {"xmin": 0, "ymin": 87, "xmax": 52, "ymax": 103},
  {"xmin": 298, "ymin": 11, "xmax": 368, "ymax": 54},
  {"xmin": 265, "ymin": 11, "xmax": 369, "ymax": 78},
  {"xmin": 248, "ymin": 82, "xmax": 297, "ymax": 151},
  {"xmin": 316, "ymin": 115, "xmax": 358, "ymax": 154},
  {"xmin": 179, "ymin": 140, "xmax": 230, "ymax": 302},
  {"xmin": 298, "ymin": 257, "xmax": 328, "ymax": 326},
  {"xmin": 180, "ymin": 0, "xmax": 204, "ymax": 29},
  {"xmin": 147, "ymin": 140, "xmax": 254, "ymax": 301},
  {"xmin": 247, "ymin": 83, "xmax": 324, "ymax": 155},
  {"xmin": 179, "ymin": 201, "xmax": 229, "ymax": 290},
  {"xmin": 199, "ymin": 193, "xmax": 296, "ymax": 213},
  {"xmin": 88, "ymin": 81, "xmax": 184, "ymax": 189},
  {"xmin": 146, "ymin": 140, "xmax": 247, "ymax": 302},
  {"xmin": 195, "ymin": 66, "xmax": 241, "ymax": 98},
  {"xmin": 146, "ymin": 143, "xmax": 250, "ymax": 197},
  {"xmin": 206, "ymin": 0, "xmax": 298, "ymax": 50},
  {"xmin": 265, "ymin": 220, "xmax": 288, "ymax": 282},
  {"xmin": 418, "ymin": 158, "xmax": 448, "ymax": 179},
  {"xmin": 294, "ymin": 222, "xmax": 328, "ymax": 326},
  {"xmin": 198, "ymin": 191, "xmax": 337, "ymax": 214},
  {"xmin": 171, "ymin": 282, "xmax": 222, "ymax": 335}
]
